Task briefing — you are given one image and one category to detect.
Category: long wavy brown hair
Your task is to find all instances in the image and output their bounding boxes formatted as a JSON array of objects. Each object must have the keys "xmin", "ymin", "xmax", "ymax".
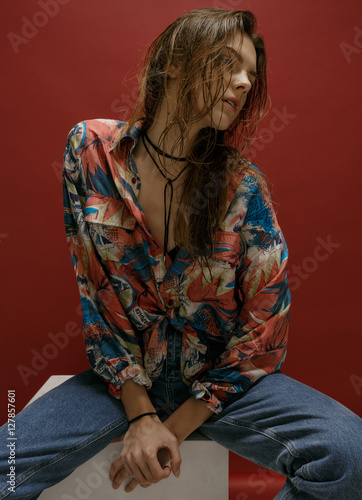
[{"xmin": 113, "ymin": 8, "xmax": 267, "ymax": 262}]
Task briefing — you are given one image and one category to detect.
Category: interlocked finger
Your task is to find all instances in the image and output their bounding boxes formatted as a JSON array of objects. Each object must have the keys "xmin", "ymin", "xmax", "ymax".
[
  {"xmin": 125, "ymin": 478, "xmax": 151, "ymax": 492},
  {"xmin": 110, "ymin": 462, "xmax": 132, "ymax": 489},
  {"xmin": 113, "ymin": 458, "xmax": 152, "ymax": 490}
]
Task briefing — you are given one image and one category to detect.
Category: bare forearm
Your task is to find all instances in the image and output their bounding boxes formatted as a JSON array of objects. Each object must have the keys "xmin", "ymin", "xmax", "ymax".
[
  {"xmin": 113, "ymin": 385, "xmax": 213, "ymax": 491},
  {"xmin": 111, "ymin": 379, "xmax": 182, "ymax": 492},
  {"xmin": 119, "ymin": 379, "xmax": 156, "ymax": 421},
  {"xmin": 119, "ymin": 380, "xmax": 214, "ymax": 444},
  {"xmin": 163, "ymin": 396, "xmax": 214, "ymax": 445}
]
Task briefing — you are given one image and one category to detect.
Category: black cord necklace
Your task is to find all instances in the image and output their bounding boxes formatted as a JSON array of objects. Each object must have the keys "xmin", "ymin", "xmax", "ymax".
[
  {"xmin": 143, "ymin": 131, "xmax": 188, "ymax": 162},
  {"xmin": 141, "ymin": 133, "xmax": 189, "ymax": 261}
]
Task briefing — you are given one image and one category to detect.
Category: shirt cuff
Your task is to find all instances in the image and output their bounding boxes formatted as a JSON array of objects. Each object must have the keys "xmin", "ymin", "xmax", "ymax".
[
  {"xmin": 190, "ymin": 380, "xmax": 225, "ymax": 415},
  {"xmin": 106, "ymin": 364, "xmax": 152, "ymax": 400}
]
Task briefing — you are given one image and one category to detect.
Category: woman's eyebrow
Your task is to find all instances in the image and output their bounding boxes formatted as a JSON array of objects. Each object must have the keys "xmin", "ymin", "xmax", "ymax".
[{"xmin": 223, "ymin": 46, "xmax": 258, "ymax": 78}]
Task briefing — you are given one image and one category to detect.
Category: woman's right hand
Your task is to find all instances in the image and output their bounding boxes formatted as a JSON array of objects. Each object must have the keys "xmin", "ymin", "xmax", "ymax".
[{"xmin": 109, "ymin": 414, "xmax": 181, "ymax": 492}]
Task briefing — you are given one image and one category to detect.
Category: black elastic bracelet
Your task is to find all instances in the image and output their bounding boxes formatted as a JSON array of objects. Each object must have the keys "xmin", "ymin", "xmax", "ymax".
[{"xmin": 128, "ymin": 412, "xmax": 158, "ymax": 426}]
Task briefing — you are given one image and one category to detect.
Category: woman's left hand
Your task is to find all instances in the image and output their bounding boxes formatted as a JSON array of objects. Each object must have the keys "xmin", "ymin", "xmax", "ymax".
[
  {"xmin": 110, "ymin": 446, "xmax": 172, "ymax": 493},
  {"xmin": 109, "ymin": 415, "xmax": 181, "ymax": 492}
]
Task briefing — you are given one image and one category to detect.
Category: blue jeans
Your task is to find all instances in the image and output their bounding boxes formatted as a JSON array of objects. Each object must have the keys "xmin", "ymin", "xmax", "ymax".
[{"xmin": 1, "ymin": 326, "xmax": 361, "ymax": 499}]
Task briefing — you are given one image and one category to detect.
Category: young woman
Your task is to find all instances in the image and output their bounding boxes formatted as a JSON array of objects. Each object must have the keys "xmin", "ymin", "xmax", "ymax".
[{"xmin": 1, "ymin": 8, "xmax": 361, "ymax": 500}]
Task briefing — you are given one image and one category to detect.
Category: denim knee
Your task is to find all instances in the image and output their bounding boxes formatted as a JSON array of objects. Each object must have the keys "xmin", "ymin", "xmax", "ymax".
[
  {"xmin": 300, "ymin": 410, "xmax": 362, "ymax": 497},
  {"xmin": 325, "ymin": 427, "xmax": 362, "ymax": 490}
]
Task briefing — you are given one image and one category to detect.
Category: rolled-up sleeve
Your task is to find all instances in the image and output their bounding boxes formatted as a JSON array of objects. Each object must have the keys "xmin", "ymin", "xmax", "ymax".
[
  {"xmin": 62, "ymin": 123, "xmax": 151, "ymax": 399},
  {"xmin": 190, "ymin": 169, "xmax": 291, "ymax": 414}
]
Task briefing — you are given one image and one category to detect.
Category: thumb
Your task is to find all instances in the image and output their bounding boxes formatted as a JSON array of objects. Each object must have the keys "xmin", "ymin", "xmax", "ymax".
[{"xmin": 168, "ymin": 444, "xmax": 182, "ymax": 478}]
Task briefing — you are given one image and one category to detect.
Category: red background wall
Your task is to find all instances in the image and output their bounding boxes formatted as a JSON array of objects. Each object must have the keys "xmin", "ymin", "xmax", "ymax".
[{"xmin": 1, "ymin": 0, "xmax": 361, "ymax": 497}]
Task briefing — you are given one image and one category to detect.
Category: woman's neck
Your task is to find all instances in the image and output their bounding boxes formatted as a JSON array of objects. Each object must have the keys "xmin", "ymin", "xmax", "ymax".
[
  {"xmin": 145, "ymin": 114, "xmax": 200, "ymax": 161},
  {"xmin": 144, "ymin": 80, "xmax": 203, "ymax": 168},
  {"xmin": 134, "ymin": 78, "xmax": 204, "ymax": 176}
]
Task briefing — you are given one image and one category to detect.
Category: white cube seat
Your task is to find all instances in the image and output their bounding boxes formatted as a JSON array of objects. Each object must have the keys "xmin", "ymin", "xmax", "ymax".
[{"xmin": 27, "ymin": 376, "xmax": 228, "ymax": 500}]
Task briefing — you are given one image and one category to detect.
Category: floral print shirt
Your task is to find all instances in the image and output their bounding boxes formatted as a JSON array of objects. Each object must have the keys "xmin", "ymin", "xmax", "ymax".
[{"xmin": 62, "ymin": 118, "xmax": 291, "ymax": 414}]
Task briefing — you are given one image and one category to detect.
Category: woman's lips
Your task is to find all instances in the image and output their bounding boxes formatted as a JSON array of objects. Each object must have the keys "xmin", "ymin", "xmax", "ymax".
[{"xmin": 223, "ymin": 99, "xmax": 238, "ymax": 112}]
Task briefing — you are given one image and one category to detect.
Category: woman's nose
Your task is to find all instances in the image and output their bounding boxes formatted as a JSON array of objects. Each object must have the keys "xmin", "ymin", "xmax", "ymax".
[{"xmin": 232, "ymin": 69, "xmax": 252, "ymax": 93}]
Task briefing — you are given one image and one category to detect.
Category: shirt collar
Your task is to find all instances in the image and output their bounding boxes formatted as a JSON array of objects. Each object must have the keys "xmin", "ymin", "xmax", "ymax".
[{"xmin": 109, "ymin": 119, "xmax": 145, "ymax": 153}]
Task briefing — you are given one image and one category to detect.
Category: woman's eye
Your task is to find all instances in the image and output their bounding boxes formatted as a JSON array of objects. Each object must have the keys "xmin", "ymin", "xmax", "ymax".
[{"xmin": 219, "ymin": 53, "xmax": 232, "ymax": 65}]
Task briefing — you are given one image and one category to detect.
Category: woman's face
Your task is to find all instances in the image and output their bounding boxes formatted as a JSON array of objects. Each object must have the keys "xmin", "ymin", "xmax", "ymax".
[{"xmin": 195, "ymin": 32, "xmax": 257, "ymax": 131}]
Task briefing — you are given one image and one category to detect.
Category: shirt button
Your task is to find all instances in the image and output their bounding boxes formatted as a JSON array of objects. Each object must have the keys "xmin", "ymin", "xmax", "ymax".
[
  {"xmin": 131, "ymin": 177, "xmax": 136, "ymax": 184},
  {"xmin": 167, "ymin": 299, "xmax": 173, "ymax": 306}
]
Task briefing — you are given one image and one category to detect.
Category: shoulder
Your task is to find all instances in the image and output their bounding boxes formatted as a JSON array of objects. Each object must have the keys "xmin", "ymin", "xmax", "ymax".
[
  {"xmin": 65, "ymin": 118, "xmax": 126, "ymax": 155},
  {"xmin": 227, "ymin": 154, "xmax": 269, "ymax": 201},
  {"xmin": 221, "ymin": 153, "xmax": 279, "ymax": 232},
  {"xmin": 63, "ymin": 119, "xmax": 127, "ymax": 187}
]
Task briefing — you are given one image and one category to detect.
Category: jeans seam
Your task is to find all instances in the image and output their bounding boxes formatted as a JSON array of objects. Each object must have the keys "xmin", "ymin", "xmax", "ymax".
[
  {"xmin": 218, "ymin": 416, "xmax": 314, "ymax": 464},
  {"xmin": 279, "ymin": 482, "xmax": 299, "ymax": 500},
  {"xmin": 0, "ymin": 417, "xmax": 128, "ymax": 499}
]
